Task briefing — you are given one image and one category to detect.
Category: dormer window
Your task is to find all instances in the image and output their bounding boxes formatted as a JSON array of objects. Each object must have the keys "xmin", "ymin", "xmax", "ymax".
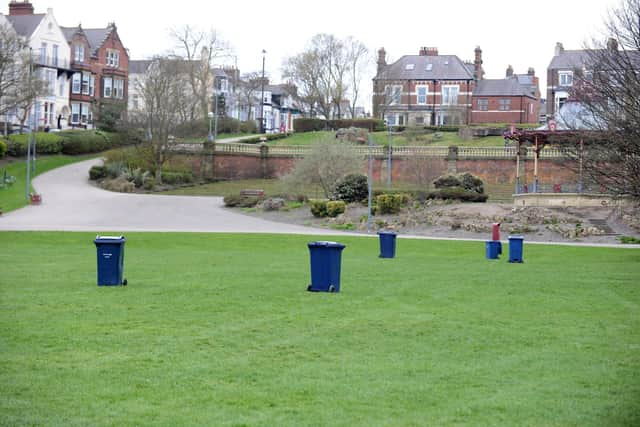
[
  {"xmin": 405, "ymin": 64, "xmax": 415, "ymax": 70},
  {"xmin": 426, "ymin": 64, "xmax": 433, "ymax": 71},
  {"xmin": 74, "ymin": 45, "xmax": 85, "ymax": 62}
]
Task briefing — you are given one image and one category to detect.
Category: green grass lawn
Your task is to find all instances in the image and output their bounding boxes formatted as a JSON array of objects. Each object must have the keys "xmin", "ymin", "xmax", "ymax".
[
  {"xmin": 1, "ymin": 232, "xmax": 639, "ymax": 426},
  {"xmin": 0, "ymin": 154, "xmax": 96, "ymax": 213},
  {"xmin": 270, "ymin": 131, "xmax": 506, "ymax": 147}
]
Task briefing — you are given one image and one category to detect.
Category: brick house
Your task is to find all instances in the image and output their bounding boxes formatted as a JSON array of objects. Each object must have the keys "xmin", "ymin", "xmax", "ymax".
[
  {"xmin": 471, "ymin": 65, "xmax": 541, "ymax": 124},
  {"xmin": 546, "ymin": 42, "xmax": 591, "ymax": 119},
  {"xmin": 373, "ymin": 46, "xmax": 482, "ymax": 126},
  {"xmin": 62, "ymin": 22, "xmax": 129, "ymax": 127}
]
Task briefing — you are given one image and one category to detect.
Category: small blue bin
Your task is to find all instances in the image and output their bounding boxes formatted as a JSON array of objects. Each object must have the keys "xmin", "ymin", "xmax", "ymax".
[
  {"xmin": 508, "ymin": 235, "xmax": 524, "ymax": 263},
  {"xmin": 94, "ymin": 235, "xmax": 127, "ymax": 286},
  {"xmin": 485, "ymin": 240, "xmax": 501, "ymax": 259},
  {"xmin": 378, "ymin": 231, "xmax": 397, "ymax": 258},
  {"xmin": 307, "ymin": 241, "xmax": 345, "ymax": 293}
]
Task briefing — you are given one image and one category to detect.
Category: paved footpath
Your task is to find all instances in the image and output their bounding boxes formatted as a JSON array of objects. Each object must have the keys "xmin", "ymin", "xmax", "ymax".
[{"xmin": 0, "ymin": 158, "xmax": 346, "ymax": 235}]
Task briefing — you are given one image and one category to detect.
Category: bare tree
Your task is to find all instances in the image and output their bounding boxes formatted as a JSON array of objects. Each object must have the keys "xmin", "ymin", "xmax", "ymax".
[
  {"xmin": 345, "ymin": 37, "xmax": 370, "ymax": 119},
  {"xmin": 170, "ymin": 25, "xmax": 230, "ymax": 121},
  {"xmin": 567, "ymin": 0, "xmax": 640, "ymax": 198},
  {"xmin": 237, "ymin": 71, "xmax": 263, "ymax": 121},
  {"xmin": 132, "ymin": 57, "xmax": 189, "ymax": 182}
]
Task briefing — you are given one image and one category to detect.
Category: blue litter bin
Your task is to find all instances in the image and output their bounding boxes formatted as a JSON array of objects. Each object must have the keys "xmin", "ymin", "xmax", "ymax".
[
  {"xmin": 485, "ymin": 240, "xmax": 501, "ymax": 259},
  {"xmin": 307, "ymin": 241, "xmax": 345, "ymax": 292},
  {"xmin": 378, "ymin": 231, "xmax": 397, "ymax": 258},
  {"xmin": 508, "ymin": 235, "xmax": 524, "ymax": 263},
  {"xmin": 94, "ymin": 235, "xmax": 127, "ymax": 286}
]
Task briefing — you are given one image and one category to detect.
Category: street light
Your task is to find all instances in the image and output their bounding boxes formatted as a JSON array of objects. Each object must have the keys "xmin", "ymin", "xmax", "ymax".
[
  {"xmin": 387, "ymin": 119, "xmax": 392, "ymax": 188},
  {"xmin": 259, "ymin": 49, "xmax": 266, "ymax": 134},
  {"xmin": 208, "ymin": 111, "xmax": 214, "ymax": 142}
]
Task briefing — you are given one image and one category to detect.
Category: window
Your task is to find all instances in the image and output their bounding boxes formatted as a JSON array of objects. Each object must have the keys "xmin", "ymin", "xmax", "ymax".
[
  {"xmin": 46, "ymin": 69, "xmax": 56, "ymax": 96},
  {"xmin": 81, "ymin": 105, "xmax": 89, "ymax": 124},
  {"xmin": 71, "ymin": 103, "xmax": 80, "ymax": 124},
  {"xmin": 426, "ymin": 63, "xmax": 433, "ymax": 71},
  {"xmin": 405, "ymin": 63, "xmax": 415, "ymax": 70},
  {"xmin": 499, "ymin": 98, "xmax": 511, "ymax": 111},
  {"xmin": 106, "ymin": 50, "xmax": 119, "ymax": 68},
  {"xmin": 74, "ymin": 45, "xmax": 84, "ymax": 62},
  {"xmin": 415, "ymin": 116, "xmax": 424, "ymax": 125},
  {"xmin": 559, "ymin": 71, "xmax": 573, "ymax": 86},
  {"xmin": 103, "ymin": 77, "xmax": 113, "ymax": 97},
  {"xmin": 442, "ymin": 85, "xmax": 459, "ymax": 105},
  {"xmin": 90, "ymin": 75, "xmax": 95, "ymax": 96},
  {"xmin": 72, "ymin": 73, "xmax": 81, "ymax": 94},
  {"xmin": 478, "ymin": 98, "xmax": 488, "ymax": 111},
  {"xmin": 417, "ymin": 86, "xmax": 428, "ymax": 104},
  {"xmin": 40, "ymin": 42, "xmax": 47, "ymax": 63},
  {"xmin": 52, "ymin": 45, "xmax": 58, "ymax": 66},
  {"xmin": 82, "ymin": 72, "xmax": 90, "ymax": 95},
  {"xmin": 113, "ymin": 79, "xmax": 124, "ymax": 99},
  {"xmin": 386, "ymin": 85, "xmax": 401, "ymax": 105},
  {"xmin": 58, "ymin": 75, "xmax": 65, "ymax": 96}
]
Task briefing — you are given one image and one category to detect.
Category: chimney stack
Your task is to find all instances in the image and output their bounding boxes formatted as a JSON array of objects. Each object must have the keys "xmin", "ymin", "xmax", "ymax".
[
  {"xmin": 420, "ymin": 47, "xmax": 438, "ymax": 56},
  {"xmin": 527, "ymin": 67, "xmax": 535, "ymax": 76},
  {"xmin": 9, "ymin": 0, "xmax": 34, "ymax": 15},
  {"xmin": 474, "ymin": 46, "xmax": 484, "ymax": 81},
  {"xmin": 554, "ymin": 42, "xmax": 564, "ymax": 56},
  {"xmin": 377, "ymin": 47, "xmax": 387, "ymax": 75},
  {"xmin": 506, "ymin": 65, "xmax": 513, "ymax": 77},
  {"xmin": 607, "ymin": 38, "xmax": 618, "ymax": 51}
]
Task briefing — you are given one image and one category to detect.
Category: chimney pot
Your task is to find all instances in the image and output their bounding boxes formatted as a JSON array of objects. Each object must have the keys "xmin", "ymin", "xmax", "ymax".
[
  {"xmin": 607, "ymin": 38, "xmax": 618, "ymax": 51},
  {"xmin": 527, "ymin": 67, "xmax": 535, "ymax": 76},
  {"xmin": 506, "ymin": 65, "xmax": 513, "ymax": 77},
  {"xmin": 555, "ymin": 42, "xmax": 564, "ymax": 56}
]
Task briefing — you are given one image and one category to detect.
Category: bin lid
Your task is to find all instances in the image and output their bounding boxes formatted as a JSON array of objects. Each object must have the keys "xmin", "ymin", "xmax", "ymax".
[
  {"xmin": 377, "ymin": 231, "xmax": 397, "ymax": 236},
  {"xmin": 94, "ymin": 235, "xmax": 126, "ymax": 244},
  {"xmin": 508, "ymin": 235, "xmax": 524, "ymax": 240},
  {"xmin": 308, "ymin": 241, "xmax": 346, "ymax": 249}
]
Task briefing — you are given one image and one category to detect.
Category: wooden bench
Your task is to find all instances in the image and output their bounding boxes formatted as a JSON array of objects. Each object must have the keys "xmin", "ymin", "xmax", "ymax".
[{"xmin": 240, "ymin": 189, "xmax": 265, "ymax": 198}]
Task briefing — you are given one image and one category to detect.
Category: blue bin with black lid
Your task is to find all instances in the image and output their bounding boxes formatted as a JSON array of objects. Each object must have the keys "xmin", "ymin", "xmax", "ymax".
[
  {"xmin": 94, "ymin": 235, "xmax": 127, "ymax": 286},
  {"xmin": 307, "ymin": 241, "xmax": 345, "ymax": 293}
]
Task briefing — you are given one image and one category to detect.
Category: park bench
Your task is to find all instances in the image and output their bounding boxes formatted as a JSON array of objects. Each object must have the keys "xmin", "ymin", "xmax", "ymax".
[{"xmin": 240, "ymin": 189, "xmax": 265, "ymax": 198}]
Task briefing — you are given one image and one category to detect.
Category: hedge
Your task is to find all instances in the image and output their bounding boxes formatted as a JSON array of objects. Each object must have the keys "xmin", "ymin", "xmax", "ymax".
[
  {"xmin": 2, "ymin": 130, "xmax": 138, "ymax": 156},
  {"xmin": 294, "ymin": 118, "xmax": 385, "ymax": 133},
  {"xmin": 0, "ymin": 139, "xmax": 6, "ymax": 158}
]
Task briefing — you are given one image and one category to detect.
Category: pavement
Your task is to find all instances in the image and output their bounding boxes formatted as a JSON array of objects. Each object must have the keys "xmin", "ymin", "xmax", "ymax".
[{"xmin": 1, "ymin": 158, "xmax": 638, "ymax": 249}]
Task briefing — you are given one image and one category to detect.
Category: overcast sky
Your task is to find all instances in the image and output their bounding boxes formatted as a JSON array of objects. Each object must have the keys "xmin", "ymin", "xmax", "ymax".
[{"xmin": 24, "ymin": 0, "xmax": 619, "ymax": 110}]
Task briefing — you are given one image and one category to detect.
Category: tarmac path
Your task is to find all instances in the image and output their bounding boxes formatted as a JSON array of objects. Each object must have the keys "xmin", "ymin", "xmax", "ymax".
[{"xmin": 0, "ymin": 158, "xmax": 345, "ymax": 235}]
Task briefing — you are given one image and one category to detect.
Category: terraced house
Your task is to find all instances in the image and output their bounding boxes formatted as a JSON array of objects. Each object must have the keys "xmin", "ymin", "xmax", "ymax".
[{"xmin": 62, "ymin": 22, "xmax": 129, "ymax": 128}]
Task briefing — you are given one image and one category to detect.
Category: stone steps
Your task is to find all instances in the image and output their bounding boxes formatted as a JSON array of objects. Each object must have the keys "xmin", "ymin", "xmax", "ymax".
[{"xmin": 589, "ymin": 218, "xmax": 620, "ymax": 236}]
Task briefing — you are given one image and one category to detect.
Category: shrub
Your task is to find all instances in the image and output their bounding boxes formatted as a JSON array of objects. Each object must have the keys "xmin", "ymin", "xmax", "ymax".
[
  {"xmin": 6, "ymin": 132, "xmax": 64, "ymax": 156},
  {"xmin": 460, "ymin": 172, "xmax": 485, "ymax": 194},
  {"xmin": 434, "ymin": 174, "xmax": 462, "ymax": 189},
  {"xmin": 60, "ymin": 130, "xmax": 110, "ymax": 154},
  {"xmin": 89, "ymin": 165, "xmax": 107, "ymax": 180},
  {"xmin": 376, "ymin": 194, "xmax": 403, "ymax": 214},
  {"xmin": 0, "ymin": 139, "xmax": 6, "ymax": 158},
  {"xmin": 332, "ymin": 174, "xmax": 368, "ymax": 203},
  {"xmin": 261, "ymin": 197, "xmax": 286, "ymax": 211},
  {"xmin": 427, "ymin": 187, "xmax": 488, "ymax": 202},
  {"xmin": 161, "ymin": 171, "xmax": 193, "ymax": 185},
  {"xmin": 223, "ymin": 195, "xmax": 260, "ymax": 208},
  {"xmin": 293, "ymin": 118, "xmax": 385, "ymax": 133},
  {"xmin": 310, "ymin": 199, "xmax": 328, "ymax": 217},
  {"xmin": 294, "ymin": 118, "xmax": 327, "ymax": 132},
  {"xmin": 101, "ymin": 176, "xmax": 135, "ymax": 193},
  {"xmin": 326, "ymin": 200, "xmax": 346, "ymax": 217}
]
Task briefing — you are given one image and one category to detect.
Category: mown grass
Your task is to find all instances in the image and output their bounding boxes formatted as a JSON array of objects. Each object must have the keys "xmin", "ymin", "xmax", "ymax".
[
  {"xmin": 1, "ymin": 232, "xmax": 639, "ymax": 426},
  {"xmin": 269, "ymin": 131, "xmax": 507, "ymax": 147},
  {"xmin": 0, "ymin": 154, "xmax": 96, "ymax": 213}
]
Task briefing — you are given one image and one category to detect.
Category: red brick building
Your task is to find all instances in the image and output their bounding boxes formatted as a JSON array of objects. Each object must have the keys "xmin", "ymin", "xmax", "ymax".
[{"xmin": 62, "ymin": 23, "xmax": 129, "ymax": 127}]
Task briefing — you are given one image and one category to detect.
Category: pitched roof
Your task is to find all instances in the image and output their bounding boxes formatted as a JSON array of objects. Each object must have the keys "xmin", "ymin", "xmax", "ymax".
[
  {"xmin": 128, "ymin": 59, "xmax": 152, "ymax": 74},
  {"xmin": 548, "ymin": 50, "xmax": 592, "ymax": 70},
  {"xmin": 61, "ymin": 25, "xmax": 113, "ymax": 56},
  {"xmin": 5, "ymin": 13, "xmax": 44, "ymax": 37},
  {"xmin": 474, "ymin": 77, "xmax": 534, "ymax": 98},
  {"xmin": 376, "ymin": 54, "xmax": 474, "ymax": 81}
]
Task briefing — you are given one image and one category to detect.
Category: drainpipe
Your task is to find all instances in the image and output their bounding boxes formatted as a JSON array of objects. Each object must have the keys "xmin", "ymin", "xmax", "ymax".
[{"xmin": 432, "ymin": 79, "xmax": 437, "ymax": 125}]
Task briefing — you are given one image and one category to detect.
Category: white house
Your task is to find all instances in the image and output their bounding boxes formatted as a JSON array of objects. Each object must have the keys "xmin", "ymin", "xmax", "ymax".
[{"xmin": 3, "ymin": 2, "xmax": 72, "ymax": 130}]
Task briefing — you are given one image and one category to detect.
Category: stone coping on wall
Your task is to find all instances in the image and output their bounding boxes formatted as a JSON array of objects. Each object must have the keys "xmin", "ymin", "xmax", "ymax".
[{"xmin": 513, "ymin": 193, "xmax": 633, "ymax": 208}]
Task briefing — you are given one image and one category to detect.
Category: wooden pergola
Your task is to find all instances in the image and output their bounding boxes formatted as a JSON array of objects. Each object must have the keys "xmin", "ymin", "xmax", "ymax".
[{"xmin": 503, "ymin": 128, "xmax": 588, "ymax": 194}]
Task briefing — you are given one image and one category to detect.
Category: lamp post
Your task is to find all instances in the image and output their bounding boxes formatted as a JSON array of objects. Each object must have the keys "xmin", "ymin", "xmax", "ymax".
[
  {"xmin": 207, "ymin": 111, "xmax": 214, "ymax": 142},
  {"xmin": 259, "ymin": 49, "xmax": 266, "ymax": 134},
  {"xmin": 387, "ymin": 120, "xmax": 392, "ymax": 188}
]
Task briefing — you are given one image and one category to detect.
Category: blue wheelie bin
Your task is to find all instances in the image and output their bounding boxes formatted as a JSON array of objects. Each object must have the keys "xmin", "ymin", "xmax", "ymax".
[
  {"xmin": 378, "ymin": 231, "xmax": 397, "ymax": 258},
  {"xmin": 508, "ymin": 235, "xmax": 524, "ymax": 263},
  {"xmin": 307, "ymin": 241, "xmax": 345, "ymax": 292},
  {"xmin": 94, "ymin": 235, "xmax": 127, "ymax": 286},
  {"xmin": 485, "ymin": 240, "xmax": 501, "ymax": 259}
]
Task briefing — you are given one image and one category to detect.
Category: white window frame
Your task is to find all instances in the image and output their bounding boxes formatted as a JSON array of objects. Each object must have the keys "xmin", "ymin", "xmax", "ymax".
[
  {"xmin": 417, "ymin": 86, "xmax": 428, "ymax": 104},
  {"xmin": 499, "ymin": 98, "xmax": 511, "ymax": 111},
  {"xmin": 82, "ymin": 72, "xmax": 90, "ymax": 95},
  {"xmin": 71, "ymin": 103, "xmax": 80, "ymax": 124},
  {"xmin": 477, "ymin": 98, "xmax": 488, "ymax": 111},
  {"xmin": 386, "ymin": 85, "xmax": 402, "ymax": 105},
  {"xmin": 103, "ymin": 77, "xmax": 113, "ymax": 98},
  {"xmin": 113, "ymin": 78, "xmax": 124, "ymax": 99},
  {"xmin": 106, "ymin": 50, "xmax": 119, "ymax": 68},
  {"xmin": 52, "ymin": 44, "xmax": 58, "ymax": 66},
  {"xmin": 90, "ymin": 75, "xmax": 95, "ymax": 97},
  {"xmin": 74, "ymin": 45, "xmax": 84, "ymax": 62},
  {"xmin": 58, "ymin": 75, "xmax": 65, "ymax": 97},
  {"xmin": 559, "ymin": 71, "xmax": 573, "ymax": 86},
  {"xmin": 72, "ymin": 73, "xmax": 81, "ymax": 94},
  {"xmin": 441, "ymin": 85, "xmax": 459, "ymax": 105}
]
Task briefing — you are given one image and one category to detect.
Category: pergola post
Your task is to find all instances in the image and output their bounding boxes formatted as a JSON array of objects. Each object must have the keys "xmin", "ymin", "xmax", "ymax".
[
  {"xmin": 533, "ymin": 136, "xmax": 539, "ymax": 193},
  {"xmin": 515, "ymin": 139, "xmax": 521, "ymax": 194},
  {"xmin": 578, "ymin": 139, "xmax": 584, "ymax": 193}
]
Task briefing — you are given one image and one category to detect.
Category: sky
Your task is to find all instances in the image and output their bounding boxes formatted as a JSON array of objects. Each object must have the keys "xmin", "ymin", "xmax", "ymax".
[{"xmin": 17, "ymin": 0, "xmax": 620, "ymax": 111}]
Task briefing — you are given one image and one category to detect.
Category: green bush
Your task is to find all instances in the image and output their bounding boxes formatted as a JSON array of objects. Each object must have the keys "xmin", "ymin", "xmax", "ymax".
[
  {"xmin": 423, "ymin": 125, "xmax": 461, "ymax": 132},
  {"xmin": 376, "ymin": 194, "xmax": 403, "ymax": 215},
  {"xmin": 60, "ymin": 130, "xmax": 110, "ymax": 154},
  {"xmin": 459, "ymin": 173, "xmax": 485, "ymax": 194},
  {"xmin": 223, "ymin": 195, "xmax": 260, "ymax": 208},
  {"xmin": 241, "ymin": 133, "xmax": 290, "ymax": 144},
  {"xmin": 89, "ymin": 165, "xmax": 107, "ymax": 180},
  {"xmin": 434, "ymin": 174, "xmax": 462, "ymax": 189},
  {"xmin": 0, "ymin": 139, "xmax": 6, "ymax": 158},
  {"xmin": 326, "ymin": 200, "xmax": 346, "ymax": 217},
  {"xmin": 427, "ymin": 187, "xmax": 488, "ymax": 202},
  {"xmin": 161, "ymin": 171, "xmax": 193, "ymax": 185},
  {"xmin": 293, "ymin": 118, "xmax": 327, "ymax": 132},
  {"xmin": 310, "ymin": 199, "xmax": 328, "ymax": 217},
  {"xmin": 332, "ymin": 174, "xmax": 369, "ymax": 203},
  {"xmin": 294, "ymin": 118, "xmax": 385, "ymax": 133},
  {"xmin": 6, "ymin": 132, "xmax": 64, "ymax": 156}
]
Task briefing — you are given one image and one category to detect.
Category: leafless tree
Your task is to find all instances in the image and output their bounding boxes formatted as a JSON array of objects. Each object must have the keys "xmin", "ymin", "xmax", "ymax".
[
  {"xmin": 237, "ymin": 71, "xmax": 264, "ymax": 121},
  {"xmin": 567, "ymin": 0, "xmax": 640, "ymax": 198},
  {"xmin": 170, "ymin": 25, "xmax": 230, "ymax": 121},
  {"xmin": 345, "ymin": 37, "xmax": 370, "ymax": 119},
  {"xmin": 131, "ymin": 57, "xmax": 189, "ymax": 182}
]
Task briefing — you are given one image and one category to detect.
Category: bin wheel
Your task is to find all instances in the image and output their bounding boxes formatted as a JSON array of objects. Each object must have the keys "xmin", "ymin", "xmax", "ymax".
[
  {"xmin": 328, "ymin": 285, "xmax": 336, "ymax": 293},
  {"xmin": 307, "ymin": 285, "xmax": 312, "ymax": 291},
  {"xmin": 122, "ymin": 279, "xmax": 128, "ymax": 286}
]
